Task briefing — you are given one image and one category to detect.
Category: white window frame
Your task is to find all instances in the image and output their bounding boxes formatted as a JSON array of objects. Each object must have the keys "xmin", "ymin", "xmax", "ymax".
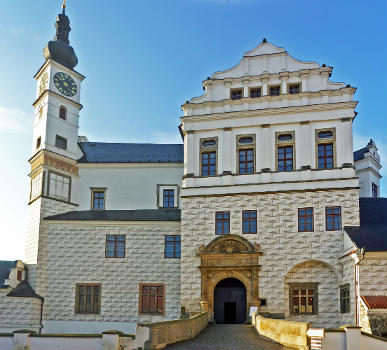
[
  {"xmin": 48, "ymin": 171, "xmax": 71, "ymax": 202},
  {"xmin": 158, "ymin": 185, "xmax": 179, "ymax": 208}
]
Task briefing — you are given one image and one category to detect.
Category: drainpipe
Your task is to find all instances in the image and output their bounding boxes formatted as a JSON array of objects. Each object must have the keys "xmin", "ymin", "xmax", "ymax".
[
  {"xmin": 354, "ymin": 247, "xmax": 365, "ymax": 326},
  {"xmin": 39, "ymin": 297, "xmax": 44, "ymax": 335}
]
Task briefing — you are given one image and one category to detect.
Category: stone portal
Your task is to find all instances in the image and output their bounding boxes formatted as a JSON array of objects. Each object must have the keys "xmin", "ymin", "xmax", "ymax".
[{"xmin": 198, "ymin": 235, "xmax": 262, "ymax": 320}]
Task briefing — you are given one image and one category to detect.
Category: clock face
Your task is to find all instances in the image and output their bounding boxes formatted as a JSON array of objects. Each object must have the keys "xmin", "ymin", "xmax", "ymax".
[{"xmin": 53, "ymin": 72, "xmax": 77, "ymax": 97}]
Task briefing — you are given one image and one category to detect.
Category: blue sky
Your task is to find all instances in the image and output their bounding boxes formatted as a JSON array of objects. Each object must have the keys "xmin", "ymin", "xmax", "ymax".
[{"xmin": 0, "ymin": 0, "xmax": 386, "ymax": 260}]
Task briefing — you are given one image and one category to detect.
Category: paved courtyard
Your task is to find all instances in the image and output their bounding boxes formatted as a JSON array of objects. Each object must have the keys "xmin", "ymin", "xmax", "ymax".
[{"xmin": 164, "ymin": 324, "xmax": 293, "ymax": 350}]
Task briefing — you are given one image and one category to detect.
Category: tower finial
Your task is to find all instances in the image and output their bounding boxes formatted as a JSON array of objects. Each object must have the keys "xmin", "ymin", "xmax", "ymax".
[{"xmin": 62, "ymin": 0, "xmax": 66, "ymax": 14}]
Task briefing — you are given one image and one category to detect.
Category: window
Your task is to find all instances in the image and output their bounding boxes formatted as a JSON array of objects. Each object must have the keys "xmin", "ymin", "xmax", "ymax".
[
  {"xmin": 75, "ymin": 284, "xmax": 100, "ymax": 314},
  {"xmin": 92, "ymin": 189, "xmax": 105, "ymax": 210},
  {"xmin": 231, "ymin": 88, "xmax": 243, "ymax": 100},
  {"xmin": 55, "ymin": 135, "xmax": 67, "ymax": 150},
  {"xmin": 48, "ymin": 172, "xmax": 70, "ymax": 201},
  {"xmin": 278, "ymin": 146, "xmax": 293, "ymax": 172},
  {"xmin": 164, "ymin": 235, "xmax": 181, "ymax": 258},
  {"xmin": 201, "ymin": 152, "xmax": 216, "ymax": 176},
  {"xmin": 200, "ymin": 138, "xmax": 217, "ymax": 176},
  {"xmin": 216, "ymin": 211, "xmax": 230, "ymax": 235},
  {"xmin": 289, "ymin": 283, "xmax": 318, "ymax": 315},
  {"xmin": 250, "ymin": 87, "xmax": 261, "ymax": 98},
  {"xmin": 105, "ymin": 235, "xmax": 125, "ymax": 258},
  {"xmin": 17, "ymin": 270, "xmax": 23, "ymax": 281},
  {"xmin": 139, "ymin": 284, "xmax": 165, "ymax": 315},
  {"xmin": 315, "ymin": 128, "xmax": 336, "ymax": 169},
  {"xmin": 269, "ymin": 86, "xmax": 280, "ymax": 96},
  {"xmin": 30, "ymin": 172, "xmax": 43, "ymax": 200},
  {"xmin": 340, "ymin": 284, "xmax": 350, "ymax": 313},
  {"xmin": 298, "ymin": 208, "xmax": 314, "ymax": 232},
  {"xmin": 59, "ymin": 106, "xmax": 67, "ymax": 120},
  {"xmin": 326, "ymin": 206, "xmax": 341, "ymax": 231},
  {"xmin": 242, "ymin": 210, "xmax": 257, "ymax": 234},
  {"xmin": 288, "ymin": 84, "xmax": 300, "ymax": 94},
  {"xmin": 239, "ymin": 149, "xmax": 254, "ymax": 174},
  {"xmin": 372, "ymin": 183, "xmax": 378, "ymax": 198},
  {"xmin": 163, "ymin": 189, "xmax": 175, "ymax": 208},
  {"xmin": 318, "ymin": 143, "xmax": 334, "ymax": 169},
  {"xmin": 36, "ymin": 136, "xmax": 41, "ymax": 150}
]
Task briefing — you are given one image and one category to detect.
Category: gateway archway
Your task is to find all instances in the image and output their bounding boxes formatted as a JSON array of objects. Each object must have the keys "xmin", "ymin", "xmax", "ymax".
[
  {"xmin": 214, "ymin": 278, "xmax": 246, "ymax": 324},
  {"xmin": 197, "ymin": 235, "xmax": 262, "ymax": 321}
]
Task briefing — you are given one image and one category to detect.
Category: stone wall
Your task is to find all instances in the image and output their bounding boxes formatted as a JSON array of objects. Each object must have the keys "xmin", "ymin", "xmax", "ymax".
[
  {"xmin": 368, "ymin": 310, "xmax": 387, "ymax": 338},
  {"xmin": 35, "ymin": 211, "xmax": 181, "ymax": 328},
  {"xmin": 180, "ymin": 188, "xmax": 359, "ymax": 328},
  {"xmin": 359, "ymin": 257, "xmax": 387, "ymax": 296},
  {"xmin": 284, "ymin": 261, "xmax": 339, "ymax": 327},
  {"xmin": 0, "ymin": 290, "xmax": 41, "ymax": 332},
  {"xmin": 339, "ymin": 258, "xmax": 356, "ymax": 326}
]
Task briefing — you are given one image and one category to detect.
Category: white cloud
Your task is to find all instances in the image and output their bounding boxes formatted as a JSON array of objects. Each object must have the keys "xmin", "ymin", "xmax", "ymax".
[{"xmin": 0, "ymin": 106, "xmax": 30, "ymax": 134}]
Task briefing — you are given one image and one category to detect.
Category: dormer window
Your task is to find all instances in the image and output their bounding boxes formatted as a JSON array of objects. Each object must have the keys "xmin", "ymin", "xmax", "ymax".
[
  {"xmin": 288, "ymin": 84, "xmax": 300, "ymax": 94},
  {"xmin": 250, "ymin": 88, "xmax": 261, "ymax": 98},
  {"xmin": 231, "ymin": 89, "xmax": 243, "ymax": 100},
  {"xmin": 269, "ymin": 86, "xmax": 281, "ymax": 96},
  {"xmin": 59, "ymin": 106, "xmax": 67, "ymax": 120}
]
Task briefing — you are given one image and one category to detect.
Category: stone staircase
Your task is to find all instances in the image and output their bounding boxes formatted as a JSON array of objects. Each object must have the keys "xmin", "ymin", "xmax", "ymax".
[{"xmin": 164, "ymin": 324, "xmax": 292, "ymax": 350}]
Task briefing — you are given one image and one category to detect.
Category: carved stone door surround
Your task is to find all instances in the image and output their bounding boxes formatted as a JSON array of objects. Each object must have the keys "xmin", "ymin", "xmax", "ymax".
[{"xmin": 198, "ymin": 234, "xmax": 262, "ymax": 320}]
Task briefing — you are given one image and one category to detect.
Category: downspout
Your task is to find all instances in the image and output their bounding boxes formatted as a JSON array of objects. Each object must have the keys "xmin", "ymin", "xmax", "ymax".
[
  {"xmin": 39, "ymin": 297, "xmax": 44, "ymax": 335},
  {"xmin": 354, "ymin": 247, "xmax": 365, "ymax": 326}
]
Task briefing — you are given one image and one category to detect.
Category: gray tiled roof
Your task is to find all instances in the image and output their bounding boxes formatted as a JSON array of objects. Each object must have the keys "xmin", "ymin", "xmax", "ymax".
[
  {"xmin": 44, "ymin": 209, "xmax": 181, "ymax": 221},
  {"xmin": 345, "ymin": 198, "xmax": 387, "ymax": 252},
  {"xmin": 0, "ymin": 260, "xmax": 17, "ymax": 288},
  {"xmin": 353, "ymin": 147, "xmax": 367, "ymax": 162},
  {"xmin": 7, "ymin": 281, "xmax": 43, "ymax": 299},
  {"xmin": 78, "ymin": 142, "xmax": 184, "ymax": 163}
]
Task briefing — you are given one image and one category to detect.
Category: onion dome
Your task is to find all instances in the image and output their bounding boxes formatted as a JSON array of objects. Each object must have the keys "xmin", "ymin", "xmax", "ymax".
[{"xmin": 43, "ymin": 1, "xmax": 78, "ymax": 69}]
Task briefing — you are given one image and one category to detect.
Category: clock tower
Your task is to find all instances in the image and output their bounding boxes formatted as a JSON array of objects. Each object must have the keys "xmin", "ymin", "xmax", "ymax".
[{"xmin": 26, "ymin": 2, "xmax": 85, "ymax": 266}]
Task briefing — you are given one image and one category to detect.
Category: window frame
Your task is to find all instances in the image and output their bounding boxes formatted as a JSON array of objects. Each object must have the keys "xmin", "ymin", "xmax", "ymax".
[
  {"xmin": 157, "ymin": 185, "xmax": 179, "ymax": 208},
  {"xmin": 249, "ymin": 87, "xmax": 262, "ymax": 98},
  {"xmin": 269, "ymin": 85, "xmax": 281, "ymax": 96},
  {"xmin": 372, "ymin": 183, "xmax": 378, "ymax": 198},
  {"xmin": 200, "ymin": 137, "xmax": 218, "ymax": 177},
  {"xmin": 288, "ymin": 283, "xmax": 319, "ymax": 315},
  {"xmin": 163, "ymin": 189, "xmax": 175, "ymax": 208},
  {"xmin": 276, "ymin": 131, "xmax": 295, "ymax": 172},
  {"xmin": 47, "ymin": 170, "xmax": 71, "ymax": 202},
  {"xmin": 288, "ymin": 83, "xmax": 301, "ymax": 94},
  {"xmin": 55, "ymin": 134, "xmax": 67, "ymax": 150},
  {"xmin": 236, "ymin": 134, "xmax": 256, "ymax": 175},
  {"xmin": 59, "ymin": 105, "xmax": 67, "ymax": 120},
  {"xmin": 340, "ymin": 284, "xmax": 350, "ymax": 314},
  {"xmin": 298, "ymin": 207, "xmax": 314, "ymax": 232},
  {"xmin": 75, "ymin": 283, "xmax": 101, "ymax": 315},
  {"xmin": 242, "ymin": 210, "xmax": 257, "ymax": 234},
  {"xmin": 315, "ymin": 128, "xmax": 336, "ymax": 170},
  {"xmin": 90, "ymin": 188, "xmax": 106, "ymax": 210},
  {"xmin": 30, "ymin": 171, "xmax": 43, "ymax": 201},
  {"xmin": 138, "ymin": 283, "xmax": 165, "ymax": 316},
  {"xmin": 317, "ymin": 143, "xmax": 334, "ymax": 170},
  {"xmin": 230, "ymin": 88, "xmax": 243, "ymax": 100},
  {"xmin": 325, "ymin": 206, "xmax": 342, "ymax": 231},
  {"xmin": 215, "ymin": 211, "xmax": 230, "ymax": 235},
  {"xmin": 105, "ymin": 234, "xmax": 126, "ymax": 258},
  {"xmin": 164, "ymin": 235, "xmax": 181, "ymax": 258}
]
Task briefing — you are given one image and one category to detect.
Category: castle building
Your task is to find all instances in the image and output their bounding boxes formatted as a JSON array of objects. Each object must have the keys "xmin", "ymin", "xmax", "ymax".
[{"xmin": 0, "ymin": 5, "xmax": 386, "ymax": 338}]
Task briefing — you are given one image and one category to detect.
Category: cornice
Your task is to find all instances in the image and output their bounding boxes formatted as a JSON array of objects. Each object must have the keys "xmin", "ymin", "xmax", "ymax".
[
  {"xmin": 202, "ymin": 66, "xmax": 333, "ymax": 86},
  {"xmin": 183, "ymin": 87, "xmax": 356, "ymax": 112},
  {"xmin": 29, "ymin": 149, "xmax": 79, "ymax": 176},
  {"xmin": 33, "ymin": 89, "xmax": 83, "ymax": 110},
  {"xmin": 355, "ymin": 167, "xmax": 382, "ymax": 179},
  {"xmin": 181, "ymin": 101, "xmax": 358, "ymax": 124}
]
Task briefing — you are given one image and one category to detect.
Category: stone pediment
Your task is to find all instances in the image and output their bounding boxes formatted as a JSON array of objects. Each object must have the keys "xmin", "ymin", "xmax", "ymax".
[{"xmin": 198, "ymin": 235, "xmax": 261, "ymax": 255}]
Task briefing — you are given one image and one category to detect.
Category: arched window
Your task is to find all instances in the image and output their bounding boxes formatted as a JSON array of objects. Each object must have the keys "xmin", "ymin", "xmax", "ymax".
[{"xmin": 59, "ymin": 106, "xmax": 67, "ymax": 120}]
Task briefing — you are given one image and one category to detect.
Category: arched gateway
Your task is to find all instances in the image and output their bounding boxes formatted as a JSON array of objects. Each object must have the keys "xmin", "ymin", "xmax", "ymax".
[{"xmin": 197, "ymin": 235, "xmax": 262, "ymax": 322}]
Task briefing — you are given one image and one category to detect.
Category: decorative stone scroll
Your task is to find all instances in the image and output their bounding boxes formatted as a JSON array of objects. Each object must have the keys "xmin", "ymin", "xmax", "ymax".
[{"xmin": 198, "ymin": 235, "xmax": 262, "ymax": 321}]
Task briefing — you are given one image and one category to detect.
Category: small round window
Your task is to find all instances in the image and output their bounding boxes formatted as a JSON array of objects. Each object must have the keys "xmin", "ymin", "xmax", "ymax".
[
  {"xmin": 239, "ymin": 137, "xmax": 253, "ymax": 144},
  {"xmin": 202, "ymin": 139, "xmax": 216, "ymax": 147},
  {"xmin": 277, "ymin": 134, "xmax": 293, "ymax": 142},
  {"xmin": 318, "ymin": 130, "xmax": 333, "ymax": 139}
]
